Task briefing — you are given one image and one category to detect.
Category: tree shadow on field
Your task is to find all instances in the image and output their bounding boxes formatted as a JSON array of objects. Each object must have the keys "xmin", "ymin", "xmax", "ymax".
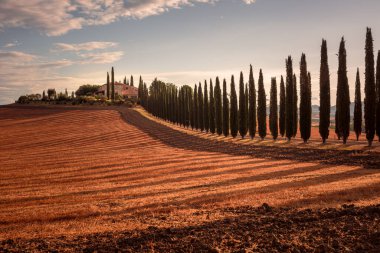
[{"xmin": 122, "ymin": 109, "xmax": 380, "ymax": 169}]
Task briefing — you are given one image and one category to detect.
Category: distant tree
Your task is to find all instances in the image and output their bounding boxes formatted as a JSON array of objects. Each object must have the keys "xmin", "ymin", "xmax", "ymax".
[
  {"xmin": 300, "ymin": 54, "xmax": 312, "ymax": 143},
  {"xmin": 107, "ymin": 72, "xmax": 110, "ymax": 99},
  {"xmin": 223, "ymin": 78, "xmax": 230, "ymax": 137},
  {"xmin": 230, "ymin": 75, "xmax": 238, "ymax": 138},
  {"xmin": 285, "ymin": 56, "xmax": 294, "ymax": 140},
  {"xmin": 257, "ymin": 69, "xmax": 267, "ymax": 140},
  {"xmin": 65, "ymin": 88, "xmax": 68, "ymax": 97},
  {"xmin": 204, "ymin": 80, "xmax": 209, "ymax": 133},
  {"xmin": 239, "ymin": 72, "xmax": 247, "ymax": 138},
  {"xmin": 194, "ymin": 84, "xmax": 198, "ymax": 130},
  {"xmin": 270, "ymin": 77, "xmax": 278, "ymax": 140},
  {"xmin": 198, "ymin": 83, "xmax": 204, "ymax": 131},
  {"xmin": 71, "ymin": 91, "xmax": 75, "ymax": 98},
  {"xmin": 124, "ymin": 76, "xmax": 127, "ymax": 85},
  {"xmin": 336, "ymin": 37, "xmax": 351, "ymax": 144},
  {"xmin": 111, "ymin": 67, "xmax": 115, "ymax": 100},
  {"xmin": 245, "ymin": 83, "xmax": 249, "ymax": 131},
  {"xmin": 248, "ymin": 65, "xmax": 257, "ymax": 139},
  {"xmin": 209, "ymin": 80, "xmax": 216, "ymax": 134},
  {"xmin": 319, "ymin": 39, "xmax": 331, "ymax": 143},
  {"xmin": 130, "ymin": 75, "xmax": 134, "ymax": 87},
  {"xmin": 293, "ymin": 74, "xmax": 298, "ymax": 137},
  {"xmin": 354, "ymin": 68, "xmax": 363, "ymax": 141},
  {"xmin": 42, "ymin": 90, "xmax": 46, "ymax": 100},
  {"xmin": 215, "ymin": 77, "xmax": 223, "ymax": 135},
  {"xmin": 75, "ymin": 85, "xmax": 100, "ymax": 97},
  {"xmin": 364, "ymin": 28, "xmax": 376, "ymax": 146},
  {"xmin": 376, "ymin": 51, "xmax": 380, "ymax": 141},
  {"xmin": 279, "ymin": 76, "xmax": 286, "ymax": 137}
]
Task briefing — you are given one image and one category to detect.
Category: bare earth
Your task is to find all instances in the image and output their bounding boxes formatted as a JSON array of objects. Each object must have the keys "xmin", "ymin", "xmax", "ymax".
[{"xmin": 0, "ymin": 105, "xmax": 379, "ymax": 252}]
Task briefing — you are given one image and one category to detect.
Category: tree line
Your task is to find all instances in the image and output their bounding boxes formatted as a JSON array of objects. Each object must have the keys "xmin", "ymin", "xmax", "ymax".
[{"xmin": 138, "ymin": 28, "xmax": 380, "ymax": 146}]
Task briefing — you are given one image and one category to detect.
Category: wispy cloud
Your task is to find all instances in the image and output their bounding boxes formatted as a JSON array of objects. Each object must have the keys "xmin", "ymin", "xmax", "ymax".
[
  {"xmin": 0, "ymin": 0, "xmax": 256, "ymax": 36},
  {"xmin": 78, "ymin": 51, "xmax": 124, "ymax": 64},
  {"xmin": 54, "ymin": 41, "xmax": 118, "ymax": 52},
  {"xmin": 3, "ymin": 41, "xmax": 21, "ymax": 48}
]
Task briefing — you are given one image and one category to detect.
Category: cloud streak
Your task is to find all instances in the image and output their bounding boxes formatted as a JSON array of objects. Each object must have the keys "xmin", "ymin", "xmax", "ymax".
[{"xmin": 0, "ymin": 0, "xmax": 256, "ymax": 36}]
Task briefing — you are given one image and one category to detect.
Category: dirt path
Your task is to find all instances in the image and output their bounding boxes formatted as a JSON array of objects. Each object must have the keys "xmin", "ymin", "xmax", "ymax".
[{"xmin": 0, "ymin": 105, "xmax": 379, "ymax": 252}]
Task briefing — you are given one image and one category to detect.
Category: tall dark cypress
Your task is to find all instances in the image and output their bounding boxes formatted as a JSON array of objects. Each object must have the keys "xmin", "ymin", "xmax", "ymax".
[
  {"xmin": 248, "ymin": 65, "xmax": 257, "ymax": 139},
  {"xmin": 111, "ymin": 67, "xmax": 115, "ymax": 101},
  {"xmin": 106, "ymin": 72, "xmax": 110, "ymax": 100},
  {"xmin": 300, "ymin": 54, "xmax": 312, "ymax": 143},
  {"xmin": 270, "ymin": 77, "xmax": 278, "ymax": 140},
  {"xmin": 257, "ymin": 69, "xmax": 267, "ymax": 140},
  {"xmin": 193, "ymin": 84, "xmax": 198, "ymax": 130},
  {"xmin": 336, "ymin": 37, "xmax": 351, "ymax": 144},
  {"xmin": 124, "ymin": 76, "xmax": 127, "ymax": 85},
  {"xmin": 376, "ymin": 51, "xmax": 380, "ymax": 141},
  {"xmin": 130, "ymin": 75, "xmax": 134, "ymax": 87},
  {"xmin": 319, "ymin": 39, "xmax": 331, "ymax": 143},
  {"xmin": 204, "ymin": 81, "xmax": 209, "ymax": 133},
  {"xmin": 293, "ymin": 74, "xmax": 298, "ymax": 137},
  {"xmin": 198, "ymin": 83, "xmax": 204, "ymax": 131},
  {"xmin": 239, "ymin": 72, "xmax": 247, "ymax": 138},
  {"xmin": 230, "ymin": 75, "xmax": 238, "ymax": 138},
  {"xmin": 209, "ymin": 80, "xmax": 216, "ymax": 134},
  {"xmin": 215, "ymin": 77, "xmax": 223, "ymax": 135},
  {"xmin": 354, "ymin": 68, "xmax": 362, "ymax": 141},
  {"xmin": 190, "ymin": 86, "xmax": 195, "ymax": 130},
  {"xmin": 279, "ymin": 76, "xmax": 286, "ymax": 137},
  {"xmin": 245, "ymin": 84, "xmax": 249, "ymax": 131},
  {"xmin": 223, "ymin": 78, "xmax": 230, "ymax": 137},
  {"xmin": 364, "ymin": 28, "xmax": 376, "ymax": 146},
  {"xmin": 285, "ymin": 57, "xmax": 294, "ymax": 140}
]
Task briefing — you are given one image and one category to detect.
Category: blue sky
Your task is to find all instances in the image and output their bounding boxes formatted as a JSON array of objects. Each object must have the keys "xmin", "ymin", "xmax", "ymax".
[{"xmin": 0, "ymin": 0, "xmax": 379, "ymax": 105}]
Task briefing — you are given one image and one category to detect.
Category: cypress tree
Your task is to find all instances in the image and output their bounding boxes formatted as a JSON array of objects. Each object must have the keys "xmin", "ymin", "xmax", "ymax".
[
  {"xmin": 293, "ymin": 74, "xmax": 298, "ymax": 137},
  {"xmin": 270, "ymin": 77, "xmax": 278, "ymax": 140},
  {"xmin": 245, "ymin": 84, "xmax": 249, "ymax": 131},
  {"xmin": 198, "ymin": 83, "xmax": 204, "ymax": 131},
  {"xmin": 336, "ymin": 37, "xmax": 351, "ymax": 144},
  {"xmin": 239, "ymin": 72, "xmax": 247, "ymax": 138},
  {"xmin": 279, "ymin": 76, "xmax": 286, "ymax": 137},
  {"xmin": 364, "ymin": 28, "xmax": 376, "ymax": 146},
  {"xmin": 230, "ymin": 76, "xmax": 238, "ymax": 138},
  {"xmin": 209, "ymin": 80, "xmax": 216, "ymax": 134},
  {"xmin": 223, "ymin": 78, "xmax": 230, "ymax": 137},
  {"xmin": 285, "ymin": 57, "xmax": 294, "ymax": 140},
  {"xmin": 257, "ymin": 69, "xmax": 267, "ymax": 140},
  {"xmin": 106, "ymin": 72, "xmax": 110, "ymax": 100},
  {"xmin": 194, "ymin": 84, "xmax": 198, "ymax": 130},
  {"xmin": 130, "ymin": 75, "xmax": 134, "ymax": 87},
  {"xmin": 71, "ymin": 91, "xmax": 75, "ymax": 98},
  {"xmin": 300, "ymin": 54, "xmax": 312, "ymax": 143},
  {"xmin": 376, "ymin": 51, "xmax": 380, "ymax": 141},
  {"xmin": 123, "ymin": 76, "xmax": 127, "ymax": 85},
  {"xmin": 190, "ymin": 87, "xmax": 195, "ymax": 130},
  {"xmin": 354, "ymin": 68, "xmax": 362, "ymax": 141},
  {"xmin": 215, "ymin": 77, "xmax": 223, "ymax": 135},
  {"xmin": 204, "ymin": 81, "xmax": 209, "ymax": 133},
  {"xmin": 319, "ymin": 39, "xmax": 331, "ymax": 143},
  {"xmin": 111, "ymin": 67, "xmax": 115, "ymax": 101},
  {"xmin": 248, "ymin": 65, "xmax": 256, "ymax": 139}
]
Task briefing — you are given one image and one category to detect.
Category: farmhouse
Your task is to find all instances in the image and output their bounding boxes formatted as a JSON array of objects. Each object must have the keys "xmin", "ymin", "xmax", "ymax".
[{"xmin": 98, "ymin": 82, "xmax": 138, "ymax": 99}]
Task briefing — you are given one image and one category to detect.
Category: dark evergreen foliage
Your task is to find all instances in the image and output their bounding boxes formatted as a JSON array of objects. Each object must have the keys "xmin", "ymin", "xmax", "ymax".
[
  {"xmin": 376, "ymin": 51, "xmax": 380, "ymax": 141},
  {"xmin": 336, "ymin": 37, "xmax": 351, "ymax": 144},
  {"xmin": 354, "ymin": 68, "xmax": 362, "ymax": 141},
  {"xmin": 223, "ymin": 78, "xmax": 230, "ymax": 137},
  {"xmin": 279, "ymin": 76, "xmax": 286, "ymax": 137},
  {"xmin": 285, "ymin": 57, "xmax": 294, "ymax": 140},
  {"xmin": 257, "ymin": 69, "xmax": 267, "ymax": 140},
  {"xmin": 364, "ymin": 28, "xmax": 376, "ymax": 146},
  {"xmin": 319, "ymin": 39, "xmax": 331, "ymax": 143},
  {"xmin": 198, "ymin": 83, "xmax": 204, "ymax": 131},
  {"xmin": 293, "ymin": 74, "xmax": 298, "ymax": 137},
  {"xmin": 111, "ymin": 67, "xmax": 115, "ymax": 101},
  {"xmin": 248, "ymin": 65, "xmax": 256, "ymax": 139},
  {"xmin": 300, "ymin": 54, "xmax": 312, "ymax": 143},
  {"xmin": 204, "ymin": 81, "xmax": 210, "ymax": 133},
  {"xmin": 269, "ymin": 77, "xmax": 278, "ymax": 140},
  {"xmin": 215, "ymin": 77, "xmax": 223, "ymax": 135},
  {"xmin": 194, "ymin": 84, "xmax": 198, "ymax": 130},
  {"xmin": 130, "ymin": 75, "xmax": 134, "ymax": 87},
  {"xmin": 230, "ymin": 76, "xmax": 238, "ymax": 138},
  {"xmin": 209, "ymin": 80, "xmax": 216, "ymax": 134},
  {"xmin": 106, "ymin": 72, "xmax": 110, "ymax": 100},
  {"xmin": 239, "ymin": 72, "xmax": 247, "ymax": 138}
]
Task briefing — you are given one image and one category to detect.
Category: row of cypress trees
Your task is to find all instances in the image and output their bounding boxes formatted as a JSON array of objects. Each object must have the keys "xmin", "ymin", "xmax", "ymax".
[{"xmin": 138, "ymin": 28, "xmax": 380, "ymax": 145}]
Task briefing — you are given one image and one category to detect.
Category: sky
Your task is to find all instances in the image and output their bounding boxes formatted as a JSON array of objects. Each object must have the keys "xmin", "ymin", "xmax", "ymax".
[{"xmin": 0, "ymin": 0, "xmax": 379, "ymax": 105}]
